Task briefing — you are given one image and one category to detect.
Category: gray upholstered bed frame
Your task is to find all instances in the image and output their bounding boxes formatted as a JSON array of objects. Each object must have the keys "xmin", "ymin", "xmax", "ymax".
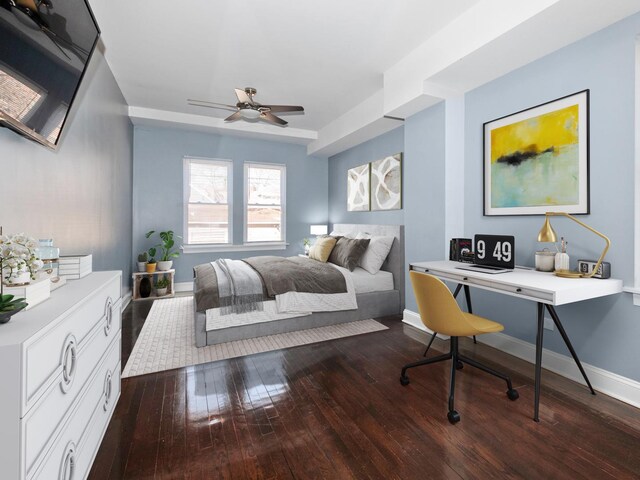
[{"xmin": 194, "ymin": 224, "xmax": 404, "ymax": 347}]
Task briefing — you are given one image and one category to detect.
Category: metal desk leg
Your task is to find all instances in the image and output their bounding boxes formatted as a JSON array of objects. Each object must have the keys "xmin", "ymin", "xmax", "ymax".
[
  {"xmin": 545, "ymin": 305, "xmax": 596, "ymax": 395},
  {"xmin": 534, "ymin": 303, "xmax": 545, "ymax": 422},
  {"xmin": 463, "ymin": 285, "xmax": 477, "ymax": 344}
]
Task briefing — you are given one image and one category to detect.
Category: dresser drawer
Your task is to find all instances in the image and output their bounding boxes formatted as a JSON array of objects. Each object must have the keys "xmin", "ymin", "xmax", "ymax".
[
  {"xmin": 28, "ymin": 337, "xmax": 121, "ymax": 480},
  {"xmin": 22, "ymin": 275, "xmax": 121, "ymax": 413},
  {"xmin": 22, "ymin": 307, "xmax": 121, "ymax": 477}
]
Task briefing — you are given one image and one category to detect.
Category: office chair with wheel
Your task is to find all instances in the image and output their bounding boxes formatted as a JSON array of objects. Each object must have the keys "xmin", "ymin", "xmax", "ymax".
[{"xmin": 400, "ymin": 271, "xmax": 519, "ymax": 424}]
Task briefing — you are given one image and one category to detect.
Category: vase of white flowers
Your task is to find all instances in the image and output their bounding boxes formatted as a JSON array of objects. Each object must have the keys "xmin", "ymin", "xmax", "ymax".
[{"xmin": 0, "ymin": 233, "xmax": 44, "ymax": 286}]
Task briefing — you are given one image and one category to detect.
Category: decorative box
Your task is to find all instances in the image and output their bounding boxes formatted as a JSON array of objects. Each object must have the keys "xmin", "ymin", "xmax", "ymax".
[
  {"xmin": 2, "ymin": 277, "xmax": 51, "ymax": 310},
  {"xmin": 58, "ymin": 254, "xmax": 93, "ymax": 279}
]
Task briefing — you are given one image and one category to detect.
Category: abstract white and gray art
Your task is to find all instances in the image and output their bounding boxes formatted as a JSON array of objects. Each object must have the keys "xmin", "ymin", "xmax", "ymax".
[
  {"xmin": 371, "ymin": 153, "xmax": 402, "ymax": 210},
  {"xmin": 347, "ymin": 163, "xmax": 370, "ymax": 211}
]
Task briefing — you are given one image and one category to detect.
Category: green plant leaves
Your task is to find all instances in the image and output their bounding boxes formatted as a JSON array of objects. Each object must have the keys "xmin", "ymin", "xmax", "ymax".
[{"xmin": 0, "ymin": 294, "xmax": 28, "ymax": 312}]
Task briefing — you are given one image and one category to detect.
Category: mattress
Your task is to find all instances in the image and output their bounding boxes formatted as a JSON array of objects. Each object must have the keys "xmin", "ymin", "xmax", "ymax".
[{"xmin": 349, "ymin": 267, "xmax": 395, "ymax": 294}]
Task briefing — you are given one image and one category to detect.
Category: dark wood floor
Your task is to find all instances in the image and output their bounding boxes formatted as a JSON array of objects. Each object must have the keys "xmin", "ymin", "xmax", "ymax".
[{"xmin": 89, "ymin": 299, "xmax": 640, "ymax": 479}]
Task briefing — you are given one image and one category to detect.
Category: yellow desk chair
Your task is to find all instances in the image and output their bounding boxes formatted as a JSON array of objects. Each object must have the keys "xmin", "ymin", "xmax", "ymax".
[{"xmin": 401, "ymin": 271, "xmax": 519, "ymax": 424}]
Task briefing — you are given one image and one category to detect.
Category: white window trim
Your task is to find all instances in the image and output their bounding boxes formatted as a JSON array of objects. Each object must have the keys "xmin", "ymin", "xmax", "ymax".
[
  {"xmin": 182, "ymin": 242, "xmax": 288, "ymax": 254},
  {"xmin": 243, "ymin": 162, "xmax": 287, "ymax": 244},
  {"xmin": 626, "ymin": 37, "xmax": 640, "ymax": 305},
  {"xmin": 183, "ymin": 156, "xmax": 233, "ymax": 246}
]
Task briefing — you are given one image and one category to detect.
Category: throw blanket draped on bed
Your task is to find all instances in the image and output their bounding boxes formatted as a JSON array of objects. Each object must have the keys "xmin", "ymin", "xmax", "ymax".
[
  {"xmin": 211, "ymin": 259, "xmax": 264, "ymax": 314},
  {"xmin": 243, "ymin": 256, "xmax": 347, "ymax": 297},
  {"xmin": 193, "ymin": 256, "xmax": 347, "ymax": 312}
]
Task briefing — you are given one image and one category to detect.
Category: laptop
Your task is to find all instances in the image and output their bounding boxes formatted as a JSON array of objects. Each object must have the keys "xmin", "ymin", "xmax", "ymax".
[{"xmin": 455, "ymin": 234, "xmax": 515, "ymax": 274}]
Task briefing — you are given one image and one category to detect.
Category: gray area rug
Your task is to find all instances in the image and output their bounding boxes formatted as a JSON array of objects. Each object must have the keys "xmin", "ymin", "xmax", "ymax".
[{"xmin": 122, "ymin": 296, "xmax": 388, "ymax": 378}]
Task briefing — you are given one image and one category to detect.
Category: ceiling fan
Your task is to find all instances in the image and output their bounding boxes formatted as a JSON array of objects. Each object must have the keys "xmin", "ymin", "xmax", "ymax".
[{"xmin": 188, "ymin": 87, "xmax": 304, "ymax": 126}]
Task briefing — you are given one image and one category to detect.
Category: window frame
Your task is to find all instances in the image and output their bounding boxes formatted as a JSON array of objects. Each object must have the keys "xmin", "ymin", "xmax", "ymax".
[
  {"xmin": 182, "ymin": 156, "xmax": 233, "ymax": 247},
  {"xmin": 243, "ymin": 162, "xmax": 287, "ymax": 245}
]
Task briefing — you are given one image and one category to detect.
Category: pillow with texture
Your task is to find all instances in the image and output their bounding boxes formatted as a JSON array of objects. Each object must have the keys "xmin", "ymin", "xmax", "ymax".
[
  {"xmin": 355, "ymin": 233, "xmax": 395, "ymax": 274},
  {"xmin": 309, "ymin": 236, "xmax": 337, "ymax": 262},
  {"xmin": 328, "ymin": 237, "xmax": 370, "ymax": 271}
]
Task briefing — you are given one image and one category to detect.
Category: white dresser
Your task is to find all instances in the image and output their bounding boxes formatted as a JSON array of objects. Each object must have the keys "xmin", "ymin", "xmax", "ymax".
[{"xmin": 0, "ymin": 271, "xmax": 122, "ymax": 480}]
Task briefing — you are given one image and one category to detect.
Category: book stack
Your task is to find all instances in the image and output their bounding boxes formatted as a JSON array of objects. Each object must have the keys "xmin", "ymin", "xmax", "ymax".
[
  {"xmin": 3, "ymin": 277, "xmax": 51, "ymax": 310},
  {"xmin": 59, "ymin": 254, "xmax": 93, "ymax": 279}
]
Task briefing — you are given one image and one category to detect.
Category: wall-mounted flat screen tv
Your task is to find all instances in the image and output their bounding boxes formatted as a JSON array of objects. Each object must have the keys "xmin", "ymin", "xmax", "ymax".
[{"xmin": 0, "ymin": 0, "xmax": 100, "ymax": 150}]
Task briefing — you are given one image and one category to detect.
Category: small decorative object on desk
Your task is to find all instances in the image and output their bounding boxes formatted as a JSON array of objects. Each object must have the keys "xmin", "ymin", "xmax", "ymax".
[
  {"xmin": 555, "ymin": 237, "xmax": 570, "ymax": 272},
  {"xmin": 35, "ymin": 238, "xmax": 62, "ymax": 286},
  {"xmin": 58, "ymin": 254, "xmax": 92, "ymax": 279},
  {"xmin": 303, "ymin": 238, "xmax": 311, "ymax": 255},
  {"xmin": 535, "ymin": 249, "xmax": 555, "ymax": 272}
]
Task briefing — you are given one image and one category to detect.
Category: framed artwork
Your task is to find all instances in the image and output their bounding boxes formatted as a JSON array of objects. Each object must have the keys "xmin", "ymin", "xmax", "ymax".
[
  {"xmin": 347, "ymin": 163, "xmax": 370, "ymax": 211},
  {"xmin": 483, "ymin": 90, "xmax": 589, "ymax": 216},
  {"xmin": 371, "ymin": 153, "xmax": 402, "ymax": 211}
]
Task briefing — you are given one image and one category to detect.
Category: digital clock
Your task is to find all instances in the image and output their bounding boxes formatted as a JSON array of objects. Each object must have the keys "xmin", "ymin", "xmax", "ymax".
[{"xmin": 474, "ymin": 234, "xmax": 515, "ymax": 269}]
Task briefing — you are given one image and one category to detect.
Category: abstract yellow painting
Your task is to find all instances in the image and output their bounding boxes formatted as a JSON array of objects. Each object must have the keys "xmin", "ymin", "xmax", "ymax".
[{"xmin": 484, "ymin": 90, "xmax": 589, "ymax": 215}]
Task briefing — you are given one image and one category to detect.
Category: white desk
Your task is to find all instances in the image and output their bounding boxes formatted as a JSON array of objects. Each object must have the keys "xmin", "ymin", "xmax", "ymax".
[{"xmin": 410, "ymin": 260, "xmax": 623, "ymax": 422}]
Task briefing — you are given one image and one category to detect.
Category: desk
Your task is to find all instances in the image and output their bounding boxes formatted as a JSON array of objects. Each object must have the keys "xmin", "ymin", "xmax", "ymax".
[{"xmin": 410, "ymin": 260, "xmax": 623, "ymax": 422}]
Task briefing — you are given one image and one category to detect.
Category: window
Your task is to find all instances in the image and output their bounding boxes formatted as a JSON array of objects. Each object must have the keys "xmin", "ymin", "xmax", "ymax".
[
  {"xmin": 244, "ymin": 163, "xmax": 286, "ymax": 243},
  {"xmin": 183, "ymin": 158, "xmax": 232, "ymax": 244}
]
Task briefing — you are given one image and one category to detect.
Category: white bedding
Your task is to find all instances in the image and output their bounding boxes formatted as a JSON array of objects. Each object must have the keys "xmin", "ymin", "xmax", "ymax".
[{"xmin": 349, "ymin": 267, "xmax": 395, "ymax": 294}]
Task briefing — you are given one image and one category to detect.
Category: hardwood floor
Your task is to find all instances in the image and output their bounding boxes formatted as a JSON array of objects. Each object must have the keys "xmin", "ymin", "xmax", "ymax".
[{"xmin": 89, "ymin": 300, "xmax": 640, "ymax": 479}]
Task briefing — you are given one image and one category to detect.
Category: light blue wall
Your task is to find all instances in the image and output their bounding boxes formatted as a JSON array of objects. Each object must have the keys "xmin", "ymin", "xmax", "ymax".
[
  {"xmin": 133, "ymin": 127, "xmax": 329, "ymax": 282},
  {"xmin": 403, "ymin": 103, "xmax": 446, "ymax": 312},
  {"xmin": 463, "ymin": 13, "xmax": 640, "ymax": 380},
  {"xmin": 0, "ymin": 47, "xmax": 134, "ymax": 288},
  {"xmin": 328, "ymin": 126, "xmax": 404, "ymax": 225}
]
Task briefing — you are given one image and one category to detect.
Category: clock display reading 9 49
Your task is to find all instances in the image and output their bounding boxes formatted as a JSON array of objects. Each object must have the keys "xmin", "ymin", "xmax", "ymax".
[{"xmin": 474, "ymin": 234, "xmax": 515, "ymax": 269}]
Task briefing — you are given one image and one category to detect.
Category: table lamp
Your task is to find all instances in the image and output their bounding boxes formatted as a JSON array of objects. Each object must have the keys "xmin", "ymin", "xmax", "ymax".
[
  {"xmin": 310, "ymin": 225, "xmax": 328, "ymax": 236},
  {"xmin": 537, "ymin": 212, "xmax": 610, "ymax": 278}
]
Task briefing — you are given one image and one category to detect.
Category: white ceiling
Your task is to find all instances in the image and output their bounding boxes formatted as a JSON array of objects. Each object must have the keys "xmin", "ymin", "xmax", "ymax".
[{"xmin": 90, "ymin": 0, "xmax": 640, "ymax": 156}]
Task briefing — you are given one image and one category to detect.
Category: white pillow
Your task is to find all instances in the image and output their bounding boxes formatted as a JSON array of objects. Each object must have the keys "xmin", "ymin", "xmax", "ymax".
[{"xmin": 355, "ymin": 233, "xmax": 394, "ymax": 274}]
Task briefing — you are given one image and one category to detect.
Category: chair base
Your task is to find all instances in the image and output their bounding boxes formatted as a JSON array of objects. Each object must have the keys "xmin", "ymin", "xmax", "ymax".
[{"xmin": 400, "ymin": 337, "xmax": 518, "ymax": 424}]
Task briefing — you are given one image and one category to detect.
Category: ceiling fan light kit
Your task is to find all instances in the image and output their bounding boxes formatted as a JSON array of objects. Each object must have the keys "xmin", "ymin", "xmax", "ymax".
[{"xmin": 188, "ymin": 87, "xmax": 304, "ymax": 127}]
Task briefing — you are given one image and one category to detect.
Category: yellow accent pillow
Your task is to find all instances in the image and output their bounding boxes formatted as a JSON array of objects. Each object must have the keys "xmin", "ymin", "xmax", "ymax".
[{"xmin": 309, "ymin": 236, "xmax": 337, "ymax": 262}]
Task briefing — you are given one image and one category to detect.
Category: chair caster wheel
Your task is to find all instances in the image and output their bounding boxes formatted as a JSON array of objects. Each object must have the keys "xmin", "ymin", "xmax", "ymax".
[
  {"xmin": 400, "ymin": 375, "xmax": 410, "ymax": 386},
  {"xmin": 447, "ymin": 410, "xmax": 460, "ymax": 424},
  {"xmin": 507, "ymin": 389, "xmax": 519, "ymax": 401},
  {"xmin": 456, "ymin": 361, "xmax": 464, "ymax": 370}
]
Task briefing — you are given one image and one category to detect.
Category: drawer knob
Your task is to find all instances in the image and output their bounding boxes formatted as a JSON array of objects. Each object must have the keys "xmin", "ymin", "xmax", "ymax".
[
  {"xmin": 60, "ymin": 335, "xmax": 77, "ymax": 393},
  {"xmin": 59, "ymin": 441, "xmax": 76, "ymax": 480},
  {"xmin": 463, "ymin": 277, "xmax": 468, "ymax": 281},
  {"xmin": 104, "ymin": 370, "xmax": 113, "ymax": 411},
  {"xmin": 516, "ymin": 288, "xmax": 522, "ymax": 293},
  {"xmin": 104, "ymin": 297, "xmax": 113, "ymax": 336}
]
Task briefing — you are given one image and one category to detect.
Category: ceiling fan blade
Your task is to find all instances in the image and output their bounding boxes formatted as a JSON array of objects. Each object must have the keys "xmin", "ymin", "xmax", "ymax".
[
  {"xmin": 262, "ymin": 105, "xmax": 304, "ymax": 113},
  {"xmin": 188, "ymin": 99, "xmax": 238, "ymax": 112},
  {"xmin": 224, "ymin": 111, "xmax": 243, "ymax": 122},
  {"xmin": 235, "ymin": 88, "xmax": 255, "ymax": 105},
  {"xmin": 261, "ymin": 112, "xmax": 287, "ymax": 126}
]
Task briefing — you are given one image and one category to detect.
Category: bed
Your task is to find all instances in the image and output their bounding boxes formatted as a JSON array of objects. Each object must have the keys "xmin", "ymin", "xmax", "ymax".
[{"xmin": 192, "ymin": 224, "xmax": 405, "ymax": 347}]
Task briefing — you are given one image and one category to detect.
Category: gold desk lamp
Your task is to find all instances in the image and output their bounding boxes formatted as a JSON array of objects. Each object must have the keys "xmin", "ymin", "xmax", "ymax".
[{"xmin": 537, "ymin": 212, "xmax": 610, "ymax": 278}]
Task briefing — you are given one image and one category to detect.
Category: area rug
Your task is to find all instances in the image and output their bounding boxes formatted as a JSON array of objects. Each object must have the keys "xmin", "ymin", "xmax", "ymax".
[{"xmin": 122, "ymin": 296, "xmax": 388, "ymax": 378}]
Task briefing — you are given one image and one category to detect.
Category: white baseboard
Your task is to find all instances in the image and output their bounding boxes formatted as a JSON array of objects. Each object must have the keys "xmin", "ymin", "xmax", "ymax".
[
  {"xmin": 121, "ymin": 289, "xmax": 132, "ymax": 311},
  {"xmin": 175, "ymin": 281, "xmax": 194, "ymax": 293},
  {"xmin": 402, "ymin": 309, "xmax": 640, "ymax": 409}
]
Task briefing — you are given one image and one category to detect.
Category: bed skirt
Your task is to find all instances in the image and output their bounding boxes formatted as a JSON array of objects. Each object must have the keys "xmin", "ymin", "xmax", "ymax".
[{"xmin": 194, "ymin": 289, "xmax": 400, "ymax": 347}]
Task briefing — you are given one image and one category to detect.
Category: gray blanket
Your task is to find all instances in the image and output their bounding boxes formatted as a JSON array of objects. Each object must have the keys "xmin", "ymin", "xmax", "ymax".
[
  {"xmin": 193, "ymin": 256, "xmax": 347, "ymax": 312},
  {"xmin": 211, "ymin": 259, "xmax": 264, "ymax": 315}
]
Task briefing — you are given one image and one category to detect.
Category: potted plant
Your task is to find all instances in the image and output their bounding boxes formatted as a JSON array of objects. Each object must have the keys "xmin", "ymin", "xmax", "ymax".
[
  {"xmin": 136, "ymin": 252, "xmax": 148, "ymax": 272},
  {"xmin": 146, "ymin": 230, "xmax": 181, "ymax": 271},
  {"xmin": 0, "ymin": 294, "xmax": 28, "ymax": 324},
  {"xmin": 155, "ymin": 276, "xmax": 170, "ymax": 297},
  {"xmin": 303, "ymin": 238, "xmax": 311, "ymax": 255},
  {"xmin": 0, "ymin": 233, "xmax": 43, "ymax": 286},
  {"xmin": 146, "ymin": 247, "xmax": 157, "ymax": 273}
]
